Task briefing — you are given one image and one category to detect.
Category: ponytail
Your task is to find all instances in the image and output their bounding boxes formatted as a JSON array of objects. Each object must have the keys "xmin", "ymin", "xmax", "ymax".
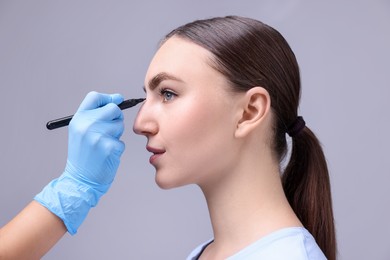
[{"xmin": 282, "ymin": 127, "xmax": 336, "ymax": 260}]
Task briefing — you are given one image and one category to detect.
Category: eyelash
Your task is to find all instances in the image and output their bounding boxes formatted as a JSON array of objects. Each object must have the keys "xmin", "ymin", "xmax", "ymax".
[{"xmin": 159, "ymin": 88, "xmax": 177, "ymax": 102}]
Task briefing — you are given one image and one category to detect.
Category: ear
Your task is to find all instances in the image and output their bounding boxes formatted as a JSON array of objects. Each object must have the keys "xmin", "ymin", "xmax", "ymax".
[{"xmin": 234, "ymin": 87, "xmax": 271, "ymax": 138}]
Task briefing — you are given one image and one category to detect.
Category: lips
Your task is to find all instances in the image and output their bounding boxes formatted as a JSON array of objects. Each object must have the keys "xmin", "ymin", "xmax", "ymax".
[{"xmin": 146, "ymin": 146, "xmax": 166, "ymax": 164}]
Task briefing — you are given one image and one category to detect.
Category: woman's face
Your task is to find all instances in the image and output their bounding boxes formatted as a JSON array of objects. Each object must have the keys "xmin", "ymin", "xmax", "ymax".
[{"xmin": 133, "ymin": 37, "xmax": 243, "ymax": 189}]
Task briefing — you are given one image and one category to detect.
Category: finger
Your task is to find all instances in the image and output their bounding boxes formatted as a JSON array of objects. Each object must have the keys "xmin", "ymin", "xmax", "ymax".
[
  {"xmin": 93, "ymin": 103, "xmax": 124, "ymax": 121},
  {"xmin": 99, "ymin": 137, "xmax": 126, "ymax": 158},
  {"xmin": 97, "ymin": 119, "xmax": 125, "ymax": 139},
  {"xmin": 78, "ymin": 91, "xmax": 124, "ymax": 112},
  {"xmin": 113, "ymin": 140, "xmax": 125, "ymax": 157}
]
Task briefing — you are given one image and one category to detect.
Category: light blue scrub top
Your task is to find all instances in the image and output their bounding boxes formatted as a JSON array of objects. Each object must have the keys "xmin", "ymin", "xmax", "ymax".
[{"xmin": 187, "ymin": 227, "xmax": 327, "ymax": 260}]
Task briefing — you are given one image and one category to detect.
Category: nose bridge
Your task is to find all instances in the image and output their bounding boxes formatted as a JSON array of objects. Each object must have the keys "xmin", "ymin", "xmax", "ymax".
[{"xmin": 133, "ymin": 100, "xmax": 158, "ymax": 136}]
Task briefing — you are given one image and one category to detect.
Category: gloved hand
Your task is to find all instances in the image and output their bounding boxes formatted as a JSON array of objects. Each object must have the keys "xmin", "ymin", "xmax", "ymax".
[{"xmin": 35, "ymin": 91, "xmax": 125, "ymax": 235}]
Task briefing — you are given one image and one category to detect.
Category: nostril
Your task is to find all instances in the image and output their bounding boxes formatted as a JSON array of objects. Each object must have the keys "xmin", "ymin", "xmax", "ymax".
[{"xmin": 133, "ymin": 120, "xmax": 158, "ymax": 136}]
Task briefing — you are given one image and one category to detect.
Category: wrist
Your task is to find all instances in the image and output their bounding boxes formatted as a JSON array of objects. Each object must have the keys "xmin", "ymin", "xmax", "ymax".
[{"xmin": 34, "ymin": 174, "xmax": 104, "ymax": 235}]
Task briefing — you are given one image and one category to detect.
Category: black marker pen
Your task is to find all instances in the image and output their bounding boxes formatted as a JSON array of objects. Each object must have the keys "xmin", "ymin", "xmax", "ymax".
[{"xmin": 46, "ymin": 98, "xmax": 145, "ymax": 130}]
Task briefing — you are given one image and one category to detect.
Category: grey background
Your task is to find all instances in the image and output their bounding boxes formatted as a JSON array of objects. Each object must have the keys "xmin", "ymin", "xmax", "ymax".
[{"xmin": 0, "ymin": 1, "xmax": 389, "ymax": 259}]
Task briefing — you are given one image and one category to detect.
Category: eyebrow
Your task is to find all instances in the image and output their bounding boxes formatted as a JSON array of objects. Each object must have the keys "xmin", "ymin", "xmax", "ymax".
[{"xmin": 143, "ymin": 72, "xmax": 184, "ymax": 92}]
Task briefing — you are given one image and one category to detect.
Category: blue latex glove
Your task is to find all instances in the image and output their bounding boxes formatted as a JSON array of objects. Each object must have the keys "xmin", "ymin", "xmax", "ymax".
[{"xmin": 35, "ymin": 92, "xmax": 125, "ymax": 234}]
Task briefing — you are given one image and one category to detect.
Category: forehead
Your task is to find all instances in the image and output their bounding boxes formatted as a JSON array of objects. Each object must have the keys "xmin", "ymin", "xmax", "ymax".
[{"xmin": 145, "ymin": 37, "xmax": 215, "ymax": 84}]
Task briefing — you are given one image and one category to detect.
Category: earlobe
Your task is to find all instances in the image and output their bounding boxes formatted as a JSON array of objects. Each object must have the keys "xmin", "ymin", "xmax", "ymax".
[{"xmin": 235, "ymin": 87, "xmax": 271, "ymax": 138}]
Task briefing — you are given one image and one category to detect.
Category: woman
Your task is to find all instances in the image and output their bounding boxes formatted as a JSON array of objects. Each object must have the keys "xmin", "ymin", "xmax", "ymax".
[
  {"xmin": 0, "ymin": 16, "xmax": 336, "ymax": 259},
  {"xmin": 133, "ymin": 16, "xmax": 336, "ymax": 259}
]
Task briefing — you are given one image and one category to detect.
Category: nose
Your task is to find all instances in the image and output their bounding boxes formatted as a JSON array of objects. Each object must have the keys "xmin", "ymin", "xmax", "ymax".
[{"xmin": 133, "ymin": 100, "xmax": 158, "ymax": 136}]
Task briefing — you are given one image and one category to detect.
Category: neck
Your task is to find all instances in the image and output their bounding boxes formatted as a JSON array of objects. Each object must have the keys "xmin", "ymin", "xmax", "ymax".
[{"xmin": 199, "ymin": 151, "xmax": 302, "ymax": 258}]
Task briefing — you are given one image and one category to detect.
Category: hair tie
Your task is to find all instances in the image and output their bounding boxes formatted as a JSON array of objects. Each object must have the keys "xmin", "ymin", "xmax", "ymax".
[{"xmin": 287, "ymin": 116, "xmax": 305, "ymax": 137}]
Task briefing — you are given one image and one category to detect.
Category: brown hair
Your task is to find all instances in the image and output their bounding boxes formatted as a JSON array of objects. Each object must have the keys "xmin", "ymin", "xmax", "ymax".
[{"xmin": 164, "ymin": 16, "xmax": 336, "ymax": 259}]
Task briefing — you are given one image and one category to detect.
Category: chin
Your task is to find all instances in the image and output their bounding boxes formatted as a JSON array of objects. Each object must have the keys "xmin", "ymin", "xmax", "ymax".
[{"xmin": 155, "ymin": 173, "xmax": 186, "ymax": 190}]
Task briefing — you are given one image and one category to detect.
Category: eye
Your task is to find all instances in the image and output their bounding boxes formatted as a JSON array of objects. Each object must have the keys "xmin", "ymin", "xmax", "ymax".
[{"xmin": 159, "ymin": 88, "xmax": 177, "ymax": 102}]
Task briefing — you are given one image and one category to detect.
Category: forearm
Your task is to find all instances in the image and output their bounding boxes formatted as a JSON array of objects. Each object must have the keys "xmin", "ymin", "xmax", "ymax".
[
  {"xmin": 0, "ymin": 92, "xmax": 125, "ymax": 259},
  {"xmin": 0, "ymin": 201, "xmax": 66, "ymax": 260}
]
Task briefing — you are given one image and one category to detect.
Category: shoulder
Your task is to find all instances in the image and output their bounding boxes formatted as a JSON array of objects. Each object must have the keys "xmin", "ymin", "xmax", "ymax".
[
  {"xmin": 229, "ymin": 227, "xmax": 327, "ymax": 260},
  {"xmin": 187, "ymin": 228, "xmax": 327, "ymax": 260}
]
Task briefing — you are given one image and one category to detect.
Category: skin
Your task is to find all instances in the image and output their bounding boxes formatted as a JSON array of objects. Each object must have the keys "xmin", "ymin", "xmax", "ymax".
[
  {"xmin": 0, "ymin": 201, "xmax": 66, "ymax": 260},
  {"xmin": 0, "ymin": 36, "xmax": 302, "ymax": 260},
  {"xmin": 133, "ymin": 36, "xmax": 302, "ymax": 259}
]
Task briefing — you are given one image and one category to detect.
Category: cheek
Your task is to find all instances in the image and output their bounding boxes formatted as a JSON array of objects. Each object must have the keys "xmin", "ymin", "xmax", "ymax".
[
  {"xmin": 167, "ymin": 97, "xmax": 226, "ymax": 144},
  {"xmin": 164, "ymin": 97, "xmax": 236, "ymax": 176}
]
